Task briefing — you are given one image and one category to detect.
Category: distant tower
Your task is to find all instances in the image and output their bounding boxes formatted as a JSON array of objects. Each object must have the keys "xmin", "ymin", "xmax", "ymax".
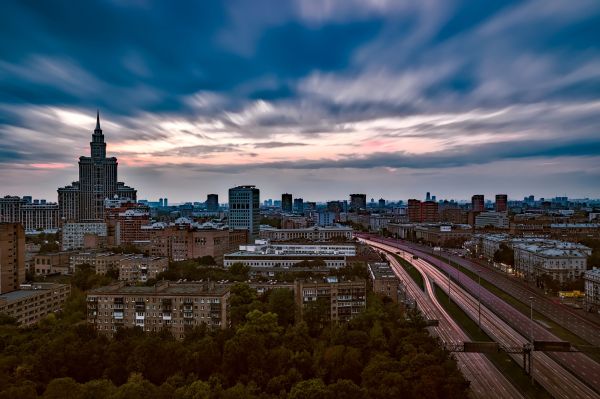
[
  {"xmin": 282, "ymin": 193, "xmax": 293, "ymax": 213},
  {"xmin": 426, "ymin": 192, "xmax": 431, "ymax": 201},
  {"xmin": 206, "ymin": 194, "xmax": 219, "ymax": 212},
  {"xmin": 229, "ymin": 186, "xmax": 260, "ymax": 242}
]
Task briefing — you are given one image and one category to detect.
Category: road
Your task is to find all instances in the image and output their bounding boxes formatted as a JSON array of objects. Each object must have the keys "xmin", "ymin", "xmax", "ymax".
[
  {"xmin": 376, "ymin": 242, "xmax": 524, "ymax": 398},
  {"xmin": 362, "ymin": 237, "xmax": 600, "ymax": 399},
  {"xmin": 381, "ymin": 236, "xmax": 600, "ymax": 346}
]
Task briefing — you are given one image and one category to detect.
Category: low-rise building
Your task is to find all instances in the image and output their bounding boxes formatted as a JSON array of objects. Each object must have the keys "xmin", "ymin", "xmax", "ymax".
[
  {"xmin": 0, "ymin": 283, "xmax": 70, "ymax": 326},
  {"xmin": 368, "ymin": 262, "xmax": 400, "ymax": 302},
  {"xmin": 513, "ymin": 241, "xmax": 591, "ymax": 283},
  {"xmin": 259, "ymin": 225, "xmax": 353, "ymax": 241},
  {"xmin": 223, "ymin": 241, "xmax": 355, "ymax": 269},
  {"xmin": 475, "ymin": 212, "xmax": 509, "ymax": 229},
  {"xmin": 32, "ymin": 252, "xmax": 74, "ymax": 275},
  {"xmin": 295, "ymin": 277, "xmax": 366, "ymax": 323},
  {"xmin": 70, "ymin": 252, "xmax": 124, "ymax": 275},
  {"xmin": 118, "ymin": 255, "xmax": 168, "ymax": 283},
  {"xmin": 584, "ymin": 268, "xmax": 600, "ymax": 312},
  {"xmin": 86, "ymin": 281, "xmax": 230, "ymax": 339}
]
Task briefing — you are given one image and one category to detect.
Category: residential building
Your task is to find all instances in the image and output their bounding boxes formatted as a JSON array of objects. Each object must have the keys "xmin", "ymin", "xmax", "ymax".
[
  {"xmin": 316, "ymin": 211, "xmax": 336, "ymax": 227},
  {"xmin": 0, "ymin": 196, "xmax": 59, "ymax": 231},
  {"xmin": 118, "ymin": 255, "xmax": 168, "ymax": 283},
  {"xmin": 472, "ymin": 195, "xmax": 485, "ymax": 212},
  {"xmin": 0, "ymin": 283, "xmax": 70, "ymax": 326},
  {"xmin": 70, "ymin": 252, "xmax": 124, "ymax": 275},
  {"xmin": 0, "ymin": 223, "xmax": 26, "ymax": 294},
  {"xmin": 407, "ymin": 199, "xmax": 439, "ymax": 223},
  {"xmin": 368, "ymin": 262, "xmax": 400, "ymax": 302},
  {"xmin": 105, "ymin": 204, "xmax": 150, "ymax": 246},
  {"xmin": 513, "ymin": 241, "xmax": 591, "ymax": 283},
  {"xmin": 32, "ymin": 252, "xmax": 73, "ymax": 275},
  {"xmin": 58, "ymin": 112, "xmax": 136, "ymax": 223},
  {"xmin": 145, "ymin": 223, "xmax": 245, "ymax": 262},
  {"xmin": 62, "ymin": 222, "xmax": 108, "ymax": 251},
  {"xmin": 584, "ymin": 268, "xmax": 600, "ymax": 312},
  {"xmin": 86, "ymin": 281, "xmax": 230, "ymax": 339},
  {"xmin": 259, "ymin": 225, "xmax": 353, "ymax": 241},
  {"xmin": 295, "ymin": 277, "xmax": 366, "ymax": 323},
  {"xmin": 229, "ymin": 186, "xmax": 260, "ymax": 241},
  {"xmin": 495, "ymin": 194, "xmax": 508, "ymax": 212}
]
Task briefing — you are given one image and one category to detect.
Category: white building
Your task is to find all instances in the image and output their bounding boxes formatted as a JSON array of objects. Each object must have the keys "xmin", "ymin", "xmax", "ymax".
[
  {"xmin": 584, "ymin": 268, "xmax": 600, "ymax": 312},
  {"xmin": 316, "ymin": 211, "xmax": 336, "ymax": 227},
  {"xmin": 259, "ymin": 225, "xmax": 353, "ymax": 241},
  {"xmin": 223, "ymin": 240, "xmax": 355, "ymax": 269},
  {"xmin": 62, "ymin": 222, "xmax": 107, "ymax": 251},
  {"xmin": 513, "ymin": 241, "xmax": 591, "ymax": 283},
  {"xmin": 475, "ymin": 212, "xmax": 509, "ymax": 229}
]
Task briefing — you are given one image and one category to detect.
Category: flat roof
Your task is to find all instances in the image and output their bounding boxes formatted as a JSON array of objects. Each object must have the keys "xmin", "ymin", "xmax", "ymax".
[{"xmin": 89, "ymin": 282, "xmax": 229, "ymax": 296}]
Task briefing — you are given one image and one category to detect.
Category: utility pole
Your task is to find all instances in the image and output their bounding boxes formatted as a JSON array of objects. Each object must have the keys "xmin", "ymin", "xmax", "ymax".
[
  {"xmin": 478, "ymin": 269, "xmax": 482, "ymax": 332},
  {"xmin": 530, "ymin": 296, "xmax": 534, "ymax": 385}
]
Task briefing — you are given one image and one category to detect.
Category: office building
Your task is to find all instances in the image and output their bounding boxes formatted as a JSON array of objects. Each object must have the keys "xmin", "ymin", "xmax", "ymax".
[
  {"xmin": 0, "ymin": 223, "xmax": 26, "ymax": 294},
  {"xmin": 475, "ymin": 212, "xmax": 509, "ymax": 229},
  {"xmin": 293, "ymin": 198, "xmax": 304, "ymax": 214},
  {"xmin": 495, "ymin": 194, "xmax": 508, "ymax": 212},
  {"xmin": 471, "ymin": 195, "xmax": 485, "ymax": 212},
  {"xmin": 58, "ymin": 111, "xmax": 136, "ymax": 223},
  {"xmin": 378, "ymin": 198, "xmax": 386, "ymax": 208},
  {"xmin": 228, "ymin": 186, "xmax": 260, "ymax": 241},
  {"xmin": 0, "ymin": 283, "xmax": 70, "ymax": 326},
  {"xmin": 295, "ymin": 278, "xmax": 366, "ymax": 323},
  {"xmin": 349, "ymin": 194, "xmax": 367, "ymax": 211},
  {"xmin": 206, "ymin": 194, "xmax": 219, "ymax": 212},
  {"xmin": 316, "ymin": 211, "xmax": 337, "ymax": 227},
  {"xmin": 87, "ymin": 281, "xmax": 230, "ymax": 339},
  {"xmin": 282, "ymin": 193, "xmax": 293, "ymax": 213},
  {"xmin": 259, "ymin": 225, "xmax": 353, "ymax": 241}
]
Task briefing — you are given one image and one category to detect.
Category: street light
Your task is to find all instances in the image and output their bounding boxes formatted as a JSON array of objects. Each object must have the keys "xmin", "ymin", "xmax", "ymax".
[
  {"xmin": 477, "ymin": 269, "xmax": 482, "ymax": 332},
  {"xmin": 529, "ymin": 296, "xmax": 534, "ymax": 385}
]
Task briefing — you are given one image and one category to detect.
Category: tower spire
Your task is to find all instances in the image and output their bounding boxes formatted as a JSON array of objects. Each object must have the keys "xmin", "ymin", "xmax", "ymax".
[{"xmin": 95, "ymin": 109, "xmax": 101, "ymax": 132}]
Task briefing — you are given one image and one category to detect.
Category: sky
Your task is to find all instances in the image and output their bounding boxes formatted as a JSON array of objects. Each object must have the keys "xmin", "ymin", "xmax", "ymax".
[{"xmin": 0, "ymin": 0, "xmax": 599, "ymax": 203}]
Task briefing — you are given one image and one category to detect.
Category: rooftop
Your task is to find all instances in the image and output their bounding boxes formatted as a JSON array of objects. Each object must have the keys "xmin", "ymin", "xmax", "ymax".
[{"xmin": 89, "ymin": 281, "xmax": 229, "ymax": 296}]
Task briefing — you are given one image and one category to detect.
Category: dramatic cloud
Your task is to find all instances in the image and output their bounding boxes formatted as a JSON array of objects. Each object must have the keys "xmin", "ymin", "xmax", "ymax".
[{"xmin": 0, "ymin": 0, "xmax": 599, "ymax": 201}]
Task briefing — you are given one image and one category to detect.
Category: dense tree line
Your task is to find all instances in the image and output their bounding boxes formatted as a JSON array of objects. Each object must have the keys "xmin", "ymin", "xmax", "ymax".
[{"xmin": 0, "ymin": 285, "xmax": 467, "ymax": 398}]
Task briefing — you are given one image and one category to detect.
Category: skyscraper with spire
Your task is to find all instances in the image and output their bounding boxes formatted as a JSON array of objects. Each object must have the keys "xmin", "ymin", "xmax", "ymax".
[{"xmin": 58, "ymin": 111, "xmax": 136, "ymax": 223}]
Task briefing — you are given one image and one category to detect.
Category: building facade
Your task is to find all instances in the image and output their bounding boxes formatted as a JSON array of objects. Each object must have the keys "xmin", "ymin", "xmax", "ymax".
[
  {"xmin": 472, "ymin": 195, "xmax": 485, "ymax": 212},
  {"xmin": 58, "ymin": 112, "xmax": 136, "ymax": 223},
  {"xmin": 349, "ymin": 194, "xmax": 367, "ymax": 211},
  {"xmin": 228, "ymin": 186, "xmax": 260, "ymax": 241},
  {"xmin": 475, "ymin": 212, "xmax": 509, "ymax": 229},
  {"xmin": 206, "ymin": 194, "xmax": 219, "ymax": 212},
  {"xmin": 0, "ymin": 283, "xmax": 70, "ymax": 326},
  {"xmin": 87, "ymin": 281, "xmax": 230, "ymax": 339},
  {"xmin": 0, "ymin": 223, "xmax": 25, "ymax": 294},
  {"xmin": 513, "ymin": 241, "xmax": 591, "ymax": 283},
  {"xmin": 295, "ymin": 278, "xmax": 366, "ymax": 323},
  {"xmin": 118, "ymin": 255, "xmax": 168, "ymax": 283},
  {"xmin": 259, "ymin": 226, "xmax": 353, "ymax": 241},
  {"xmin": 62, "ymin": 222, "xmax": 108, "ymax": 251},
  {"xmin": 368, "ymin": 262, "xmax": 400, "ymax": 302},
  {"xmin": 495, "ymin": 194, "xmax": 508, "ymax": 212},
  {"xmin": 281, "ymin": 193, "xmax": 293, "ymax": 213},
  {"xmin": 584, "ymin": 269, "xmax": 600, "ymax": 312}
]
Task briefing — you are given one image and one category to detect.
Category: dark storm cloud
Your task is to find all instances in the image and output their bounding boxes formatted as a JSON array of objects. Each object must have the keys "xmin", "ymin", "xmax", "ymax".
[{"xmin": 1, "ymin": 0, "xmax": 599, "ymax": 199}]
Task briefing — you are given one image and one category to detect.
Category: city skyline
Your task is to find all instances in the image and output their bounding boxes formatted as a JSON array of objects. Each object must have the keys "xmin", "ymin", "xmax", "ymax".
[{"xmin": 1, "ymin": 1, "xmax": 600, "ymax": 201}]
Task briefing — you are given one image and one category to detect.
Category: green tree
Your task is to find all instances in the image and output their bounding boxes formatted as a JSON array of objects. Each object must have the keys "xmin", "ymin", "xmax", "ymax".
[
  {"xmin": 43, "ymin": 377, "xmax": 84, "ymax": 399},
  {"xmin": 289, "ymin": 379, "xmax": 328, "ymax": 399},
  {"xmin": 268, "ymin": 288, "xmax": 296, "ymax": 326}
]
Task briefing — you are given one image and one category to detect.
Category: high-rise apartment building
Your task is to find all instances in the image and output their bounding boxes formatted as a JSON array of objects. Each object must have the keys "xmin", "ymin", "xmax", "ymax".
[
  {"xmin": 0, "ymin": 196, "xmax": 59, "ymax": 231},
  {"xmin": 206, "ymin": 194, "xmax": 219, "ymax": 212},
  {"xmin": 281, "ymin": 193, "xmax": 293, "ymax": 213},
  {"xmin": 407, "ymin": 199, "xmax": 439, "ymax": 223},
  {"xmin": 228, "ymin": 186, "xmax": 260, "ymax": 242},
  {"xmin": 58, "ymin": 112, "xmax": 136, "ymax": 223},
  {"xmin": 495, "ymin": 194, "xmax": 508, "ymax": 212},
  {"xmin": 349, "ymin": 194, "xmax": 367, "ymax": 211},
  {"xmin": 0, "ymin": 223, "xmax": 26, "ymax": 294},
  {"xmin": 471, "ymin": 195, "xmax": 485, "ymax": 212}
]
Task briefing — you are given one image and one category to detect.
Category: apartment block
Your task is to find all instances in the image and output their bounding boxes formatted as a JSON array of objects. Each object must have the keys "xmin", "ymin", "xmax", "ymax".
[
  {"xmin": 118, "ymin": 255, "xmax": 168, "ymax": 283},
  {"xmin": 62, "ymin": 222, "xmax": 107, "ymax": 251},
  {"xmin": 32, "ymin": 252, "xmax": 74, "ymax": 275},
  {"xmin": 584, "ymin": 269, "xmax": 600, "ymax": 312},
  {"xmin": 259, "ymin": 226, "xmax": 353, "ymax": 241},
  {"xmin": 368, "ymin": 262, "xmax": 400, "ymax": 303},
  {"xmin": 0, "ymin": 283, "xmax": 70, "ymax": 326},
  {"xmin": 70, "ymin": 252, "xmax": 124, "ymax": 275},
  {"xmin": 295, "ymin": 277, "xmax": 366, "ymax": 323},
  {"xmin": 0, "ymin": 223, "xmax": 26, "ymax": 294},
  {"xmin": 87, "ymin": 281, "xmax": 230, "ymax": 339}
]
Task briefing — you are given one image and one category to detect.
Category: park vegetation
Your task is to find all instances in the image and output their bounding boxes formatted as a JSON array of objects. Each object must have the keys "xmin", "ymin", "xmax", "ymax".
[{"xmin": 0, "ymin": 262, "xmax": 469, "ymax": 399}]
